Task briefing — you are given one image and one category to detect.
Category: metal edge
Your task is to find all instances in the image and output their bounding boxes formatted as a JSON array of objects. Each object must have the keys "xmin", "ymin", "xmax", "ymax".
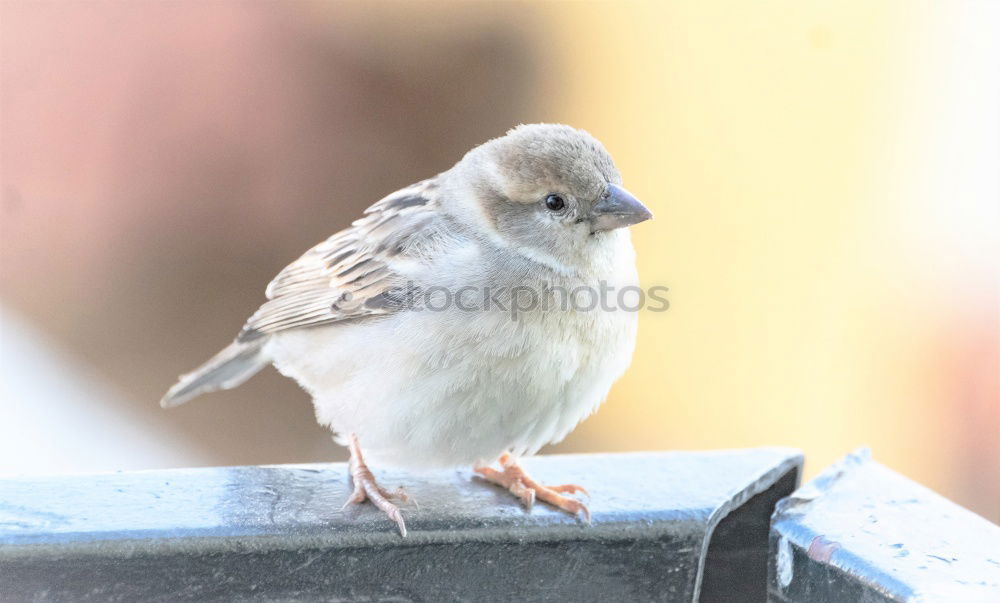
[{"xmin": 692, "ymin": 449, "xmax": 805, "ymax": 600}]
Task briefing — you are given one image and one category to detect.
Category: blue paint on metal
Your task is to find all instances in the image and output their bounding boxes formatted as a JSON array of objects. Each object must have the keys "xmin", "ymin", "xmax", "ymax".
[
  {"xmin": 1, "ymin": 449, "xmax": 801, "ymax": 601},
  {"xmin": 769, "ymin": 448, "xmax": 1000, "ymax": 602}
]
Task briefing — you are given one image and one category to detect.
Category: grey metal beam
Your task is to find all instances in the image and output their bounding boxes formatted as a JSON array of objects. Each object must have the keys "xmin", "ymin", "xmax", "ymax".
[
  {"xmin": 768, "ymin": 449, "xmax": 1000, "ymax": 602},
  {"xmin": 1, "ymin": 449, "xmax": 801, "ymax": 602}
]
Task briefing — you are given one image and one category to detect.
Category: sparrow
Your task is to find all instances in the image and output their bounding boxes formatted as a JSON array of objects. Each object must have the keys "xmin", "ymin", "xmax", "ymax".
[{"xmin": 162, "ymin": 124, "xmax": 652, "ymax": 536}]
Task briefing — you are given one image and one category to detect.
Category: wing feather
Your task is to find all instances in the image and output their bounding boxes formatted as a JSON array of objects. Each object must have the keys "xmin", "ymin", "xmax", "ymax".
[{"xmin": 238, "ymin": 178, "xmax": 439, "ymax": 341}]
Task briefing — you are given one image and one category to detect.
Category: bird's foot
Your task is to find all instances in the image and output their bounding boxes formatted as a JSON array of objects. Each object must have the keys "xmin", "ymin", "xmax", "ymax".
[
  {"xmin": 343, "ymin": 434, "xmax": 408, "ymax": 537},
  {"xmin": 474, "ymin": 453, "xmax": 591, "ymax": 523}
]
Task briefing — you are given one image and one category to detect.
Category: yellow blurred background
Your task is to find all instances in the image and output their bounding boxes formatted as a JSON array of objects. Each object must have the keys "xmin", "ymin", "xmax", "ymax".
[{"xmin": 2, "ymin": 2, "xmax": 997, "ymax": 521}]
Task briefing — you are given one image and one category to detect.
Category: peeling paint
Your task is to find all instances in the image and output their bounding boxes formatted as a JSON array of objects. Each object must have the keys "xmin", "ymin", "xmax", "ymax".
[
  {"xmin": 807, "ymin": 535, "xmax": 841, "ymax": 562},
  {"xmin": 777, "ymin": 535, "xmax": 794, "ymax": 588}
]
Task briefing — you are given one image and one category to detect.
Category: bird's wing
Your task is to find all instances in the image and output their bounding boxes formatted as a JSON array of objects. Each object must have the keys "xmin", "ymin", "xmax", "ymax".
[{"xmin": 237, "ymin": 178, "xmax": 442, "ymax": 341}]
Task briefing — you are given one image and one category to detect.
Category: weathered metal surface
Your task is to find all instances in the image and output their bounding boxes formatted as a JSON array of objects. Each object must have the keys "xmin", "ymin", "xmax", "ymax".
[
  {"xmin": 769, "ymin": 449, "xmax": 1000, "ymax": 602},
  {"xmin": 1, "ymin": 449, "xmax": 801, "ymax": 601}
]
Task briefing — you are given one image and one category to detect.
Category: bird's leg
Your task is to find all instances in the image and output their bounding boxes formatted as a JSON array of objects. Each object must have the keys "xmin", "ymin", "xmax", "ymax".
[
  {"xmin": 343, "ymin": 433, "xmax": 408, "ymax": 537},
  {"xmin": 474, "ymin": 453, "xmax": 591, "ymax": 523}
]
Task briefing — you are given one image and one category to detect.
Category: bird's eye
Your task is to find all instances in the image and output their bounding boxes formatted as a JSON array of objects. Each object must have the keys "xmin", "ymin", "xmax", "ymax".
[{"xmin": 544, "ymin": 194, "xmax": 566, "ymax": 212}]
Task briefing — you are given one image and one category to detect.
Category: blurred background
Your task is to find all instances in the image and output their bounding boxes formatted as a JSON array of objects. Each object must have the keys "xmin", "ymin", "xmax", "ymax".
[{"xmin": 2, "ymin": 1, "xmax": 997, "ymax": 521}]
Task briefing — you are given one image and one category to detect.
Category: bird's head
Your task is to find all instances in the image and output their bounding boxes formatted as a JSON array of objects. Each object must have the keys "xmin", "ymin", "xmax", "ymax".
[{"xmin": 443, "ymin": 124, "xmax": 652, "ymax": 274}]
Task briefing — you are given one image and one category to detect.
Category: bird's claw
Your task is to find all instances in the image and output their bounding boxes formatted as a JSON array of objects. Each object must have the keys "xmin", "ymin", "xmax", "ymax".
[
  {"xmin": 344, "ymin": 434, "xmax": 409, "ymax": 537},
  {"xmin": 474, "ymin": 454, "xmax": 591, "ymax": 523}
]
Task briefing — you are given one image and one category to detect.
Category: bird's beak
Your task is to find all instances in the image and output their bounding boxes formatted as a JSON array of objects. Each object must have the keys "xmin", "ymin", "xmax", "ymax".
[{"xmin": 589, "ymin": 184, "xmax": 653, "ymax": 232}]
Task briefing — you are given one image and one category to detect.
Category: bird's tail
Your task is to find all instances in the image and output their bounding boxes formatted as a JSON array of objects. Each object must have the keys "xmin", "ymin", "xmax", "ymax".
[{"xmin": 161, "ymin": 338, "xmax": 269, "ymax": 408}]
